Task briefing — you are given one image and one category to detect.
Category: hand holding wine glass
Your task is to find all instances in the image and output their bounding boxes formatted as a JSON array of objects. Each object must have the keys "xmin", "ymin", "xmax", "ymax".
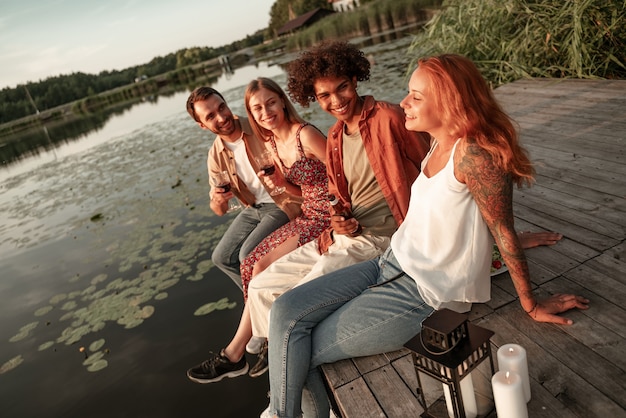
[
  {"xmin": 211, "ymin": 170, "xmax": 242, "ymax": 213},
  {"xmin": 255, "ymin": 150, "xmax": 285, "ymax": 196}
]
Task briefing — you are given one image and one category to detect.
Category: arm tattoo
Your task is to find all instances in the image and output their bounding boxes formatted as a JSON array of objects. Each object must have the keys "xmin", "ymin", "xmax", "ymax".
[{"xmin": 459, "ymin": 142, "xmax": 534, "ymax": 304}]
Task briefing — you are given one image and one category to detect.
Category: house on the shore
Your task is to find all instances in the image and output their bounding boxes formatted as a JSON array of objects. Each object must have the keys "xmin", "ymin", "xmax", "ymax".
[
  {"xmin": 328, "ymin": 0, "xmax": 360, "ymax": 12},
  {"xmin": 276, "ymin": 7, "xmax": 335, "ymax": 37}
]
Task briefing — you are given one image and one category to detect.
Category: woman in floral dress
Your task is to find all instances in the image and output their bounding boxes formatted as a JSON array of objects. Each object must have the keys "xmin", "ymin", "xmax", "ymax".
[{"xmin": 241, "ymin": 77, "xmax": 330, "ymax": 298}]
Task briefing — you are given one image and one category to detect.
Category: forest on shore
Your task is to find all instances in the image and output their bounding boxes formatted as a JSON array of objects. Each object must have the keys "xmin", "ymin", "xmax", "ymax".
[{"xmin": 1, "ymin": 0, "xmax": 623, "ymax": 130}]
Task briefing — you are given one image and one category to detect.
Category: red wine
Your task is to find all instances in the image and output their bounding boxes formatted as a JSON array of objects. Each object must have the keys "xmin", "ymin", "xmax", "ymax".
[
  {"xmin": 217, "ymin": 183, "xmax": 231, "ymax": 192},
  {"xmin": 261, "ymin": 165, "xmax": 276, "ymax": 176}
]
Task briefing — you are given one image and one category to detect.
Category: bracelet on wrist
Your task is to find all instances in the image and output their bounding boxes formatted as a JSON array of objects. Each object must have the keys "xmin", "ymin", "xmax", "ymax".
[{"xmin": 524, "ymin": 301, "xmax": 538, "ymax": 317}]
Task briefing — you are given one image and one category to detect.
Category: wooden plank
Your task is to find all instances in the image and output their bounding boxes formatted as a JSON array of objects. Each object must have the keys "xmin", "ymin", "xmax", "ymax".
[
  {"xmin": 525, "ymin": 146, "xmax": 626, "ymax": 180},
  {"xmin": 390, "ymin": 353, "xmax": 419, "ymax": 397},
  {"xmin": 604, "ymin": 241, "xmax": 626, "ymax": 258},
  {"xmin": 487, "ymin": 275, "xmax": 518, "ymax": 307},
  {"xmin": 541, "ymin": 276, "xmax": 626, "ymax": 360},
  {"xmin": 522, "ymin": 245, "xmax": 581, "ymax": 279},
  {"xmin": 514, "ymin": 191, "xmax": 626, "ymax": 240},
  {"xmin": 362, "ymin": 364, "xmax": 423, "ymax": 417},
  {"xmin": 582, "ymin": 252, "xmax": 626, "ymax": 285},
  {"xmin": 516, "ymin": 111, "xmax": 626, "ymax": 132},
  {"xmin": 384, "ymin": 349, "xmax": 411, "ymax": 363},
  {"xmin": 513, "ymin": 203, "xmax": 619, "ymax": 251},
  {"xmin": 495, "ymin": 79, "xmax": 626, "ymax": 99},
  {"xmin": 532, "ymin": 236, "xmax": 599, "ymax": 265},
  {"xmin": 477, "ymin": 311, "xmax": 625, "ymax": 417},
  {"xmin": 512, "ymin": 220, "xmax": 601, "ymax": 264},
  {"xmin": 563, "ymin": 261, "xmax": 626, "ymax": 307},
  {"xmin": 491, "ymin": 302, "xmax": 626, "ymax": 412},
  {"xmin": 523, "ymin": 162, "xmax": 626, "ymax": 198},
  {"xmin": 515, "ymin": 116, "xmax": 626, "ymax": 146},
  {"xmin": 353, "ymin": 353, "xmax": 393, "ymax": 376},
  {"xmin": 322, "ymin": 358, "xmax": 361, "ymax": 389},
  {"xmin": 467, "ymin": 302, "xmax": 494, "ymax": 321},
  {"xmin": 332, "ymin": 377, "xmax": 386, "ymax": 418},
  {"xmin": 517, "ymin": 183, "xmax": 626, "ymax": 227}
]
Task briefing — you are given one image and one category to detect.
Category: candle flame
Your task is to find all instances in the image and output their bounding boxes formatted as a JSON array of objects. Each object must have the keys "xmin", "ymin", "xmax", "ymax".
[
  {"xmin": 508, "ymin": 347, "xmax": 514, "ymax": 353},
  {"xmin": 506, "ymin": 371, "xmax": 510, "ymax": 379}
]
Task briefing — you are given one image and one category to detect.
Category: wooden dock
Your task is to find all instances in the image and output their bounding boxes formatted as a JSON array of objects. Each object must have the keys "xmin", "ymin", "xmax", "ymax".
[{"xmin": 321, "ymin": 78, "xmax": 626, "ymax": 418}]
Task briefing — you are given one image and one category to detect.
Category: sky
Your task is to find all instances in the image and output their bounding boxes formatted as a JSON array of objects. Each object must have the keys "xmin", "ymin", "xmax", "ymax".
[{"xmin": 0, "ymin": 0, "xmax": 277, "ymax": 89}]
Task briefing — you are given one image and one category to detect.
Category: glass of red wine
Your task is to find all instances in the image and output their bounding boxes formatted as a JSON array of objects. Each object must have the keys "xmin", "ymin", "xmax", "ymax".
[
  {"xmin": 211, "ymin": 170, "xmax": 242, "ymax": 213},
  {"xmin": 255, "ymin": 150, "xmax": 285, "ymax": 196}
]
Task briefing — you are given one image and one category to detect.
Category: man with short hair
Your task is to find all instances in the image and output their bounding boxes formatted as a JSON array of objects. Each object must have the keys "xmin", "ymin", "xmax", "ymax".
[{"xmin": 185, "ymin": 87, "xmax": 302, "ymax": 381}]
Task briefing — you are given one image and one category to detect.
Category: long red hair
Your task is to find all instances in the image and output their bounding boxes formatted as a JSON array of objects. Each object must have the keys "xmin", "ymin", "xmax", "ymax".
[{"xmin": 417, "ymin": 54, "xmax": 534, "ymax": 186}]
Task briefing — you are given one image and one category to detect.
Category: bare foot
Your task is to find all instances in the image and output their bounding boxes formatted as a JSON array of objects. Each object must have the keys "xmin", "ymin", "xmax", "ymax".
[{"xmin": 518, "ymin": 231, "xmax": 563, "ymax": 249}]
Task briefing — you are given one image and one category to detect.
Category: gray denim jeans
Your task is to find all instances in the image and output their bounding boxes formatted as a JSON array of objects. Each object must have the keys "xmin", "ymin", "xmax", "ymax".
[{"xmin": 211, "ymin": 203, "xmax": 289, "ymax": 289}]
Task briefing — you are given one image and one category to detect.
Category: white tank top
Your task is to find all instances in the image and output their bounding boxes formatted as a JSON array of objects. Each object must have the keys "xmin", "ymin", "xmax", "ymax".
[
  {"xmin": 391, "ymin": 140, "xmax": 492, "ymax": 311},
  {"xmin": 223, "ymin": 137, "xmax": 273, "ymax": 204}
]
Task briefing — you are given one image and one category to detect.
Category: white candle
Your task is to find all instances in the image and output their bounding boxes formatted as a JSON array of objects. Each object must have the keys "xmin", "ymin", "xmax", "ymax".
[
  {"xmin": 491, "ymin": 371, "xmax": 528, "ymax": 418},
  {"xmin": 442, "ymin": 372, "xmax": 477, "ymax": 418},
  {"xmin": 497, "ymin": 343, "xmax": 531, "ymax": 402}
]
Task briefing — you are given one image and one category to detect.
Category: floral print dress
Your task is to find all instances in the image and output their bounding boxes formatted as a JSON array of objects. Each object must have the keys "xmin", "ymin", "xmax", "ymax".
[{"xmin": 240, "ymin": 123, "xmax": 330, "ymax": 299}]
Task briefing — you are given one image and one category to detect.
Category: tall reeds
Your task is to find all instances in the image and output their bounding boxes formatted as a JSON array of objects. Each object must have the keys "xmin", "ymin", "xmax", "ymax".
[
  {"xmin": 406, "ymin": 0, "xmax": 626, "ymax": 86},
  {"xmin": 284, "ymin": 0, "xmax": 442, "ymax": 50}
]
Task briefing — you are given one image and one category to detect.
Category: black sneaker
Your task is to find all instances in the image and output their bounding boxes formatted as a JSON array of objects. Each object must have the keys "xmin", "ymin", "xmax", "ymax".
[
  {"xmin": 249, "ymin": 341, "xmax": 268, "ymax": 378},
  {"xmin": 187, "ymin": 349, "xmax": 249, "ymax": 383}
]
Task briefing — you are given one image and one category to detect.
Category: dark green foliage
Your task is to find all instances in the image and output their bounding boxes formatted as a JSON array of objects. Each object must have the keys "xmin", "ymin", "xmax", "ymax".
[
  {"xmin": 0, "ymin": 30, "xmax": 263, "ymax": 125},
  {"xmin": 0, "ymin": 67, "xmax": 152, "ymax": 124}
]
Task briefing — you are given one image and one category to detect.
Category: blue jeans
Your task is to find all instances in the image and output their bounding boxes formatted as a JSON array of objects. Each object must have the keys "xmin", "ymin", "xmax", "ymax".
[
  {"xmin": 268, "ymin": 247, "xmax": 434, "ymax": 418},
  {"xmin": 212, "ymin": 203, "xmax": 289, "ymax": 289}
]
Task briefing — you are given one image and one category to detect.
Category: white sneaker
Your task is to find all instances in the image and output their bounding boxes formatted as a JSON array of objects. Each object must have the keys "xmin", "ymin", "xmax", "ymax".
[
  {"xmin": 259, "ymin": 405, "xmax": 272, "ymax": 418},
  {"xmin": 246, "ymin": 336, "xmax": 267, "ymax": 354}
]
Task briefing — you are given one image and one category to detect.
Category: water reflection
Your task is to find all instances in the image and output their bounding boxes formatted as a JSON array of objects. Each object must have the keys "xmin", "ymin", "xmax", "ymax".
[
  {"xmin": 0, "ymin": 62, "xmax": 284, "ymax": 178},
  {"xmin": 0, "ymin": 102, "xmax": 136, "ymax": 167}
]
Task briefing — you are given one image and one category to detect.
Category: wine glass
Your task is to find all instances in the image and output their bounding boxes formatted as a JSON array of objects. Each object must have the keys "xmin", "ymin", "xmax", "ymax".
[
  {"xmin": 211, "ymin": 170, "xmax": 241, "ymax": 213},
  {"xmin": 255, "ymin": 150, "xmax": 285, "ymax": 196}
]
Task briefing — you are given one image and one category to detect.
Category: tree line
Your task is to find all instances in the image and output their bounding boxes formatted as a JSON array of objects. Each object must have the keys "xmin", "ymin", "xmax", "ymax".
[{"xmin": 0, "ymin": 0, "xmax": 338, "ymax": 125}]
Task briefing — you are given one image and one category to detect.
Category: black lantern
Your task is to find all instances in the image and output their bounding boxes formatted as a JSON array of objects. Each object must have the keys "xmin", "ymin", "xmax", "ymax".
[{"xmin": 404, "ymin": 308, "xmax": 495, "ymax": 418}]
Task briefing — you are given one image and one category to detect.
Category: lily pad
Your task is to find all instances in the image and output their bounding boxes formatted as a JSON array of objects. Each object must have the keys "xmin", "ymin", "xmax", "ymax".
[
  {"xmin": 38, "ymin": 341, "xmax": 55, "ymax": 351},
  {"xmin": 86, "ymin": 359, "xmax": 108, "ymax": 372},
  {"xmin": 0, "ymin": 355, "xmax": 24, "ymax": 374},
  {"xmin": 89, "ymin": 339, "xmax": 105, "ymax": 352},
  {"xmin": 34, "ymin": 306, "xmax": 54, "ymax": 317}
]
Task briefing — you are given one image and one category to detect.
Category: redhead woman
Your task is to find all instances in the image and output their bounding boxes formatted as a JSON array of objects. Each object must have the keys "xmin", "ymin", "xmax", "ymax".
[{"xmin": 262, "ymin": 55, "xmax": 589, "ymax": 418}]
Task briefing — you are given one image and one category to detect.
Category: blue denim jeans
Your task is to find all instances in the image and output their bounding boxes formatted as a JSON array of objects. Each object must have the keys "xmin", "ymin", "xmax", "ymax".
[
  {"xmin": 267, "ymin": 247, "xmax": 434, "ymax": 418},
  {"xmin": 211, "ymin": 203, "xmax": 289, "ymax": 289}
]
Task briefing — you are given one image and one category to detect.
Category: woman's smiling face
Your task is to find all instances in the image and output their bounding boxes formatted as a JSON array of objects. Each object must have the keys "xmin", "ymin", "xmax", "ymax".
[
  {"xmin": 248, "ymin": 87, "xmax": 285, "ymax": 131},
  {"xmin": 400, "ymin": 67, "xmax": 443, "ymax": 136}
]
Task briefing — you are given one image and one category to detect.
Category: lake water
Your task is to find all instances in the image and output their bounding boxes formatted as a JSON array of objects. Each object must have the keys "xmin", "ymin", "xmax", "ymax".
[{"xmin": 0, "ymin": 36, "xmax": 415, "ymax": 418}]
